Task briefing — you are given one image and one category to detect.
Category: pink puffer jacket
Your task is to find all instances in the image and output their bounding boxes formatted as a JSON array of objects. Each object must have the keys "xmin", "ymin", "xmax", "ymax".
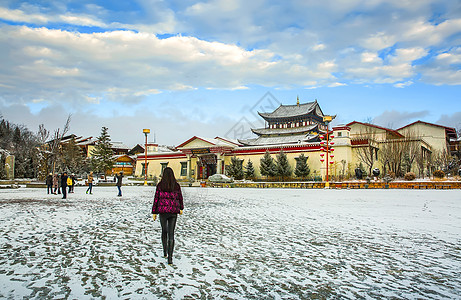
[{"xmin": 152, "ymin": 186, "xmax": 184, "ymax": 214}]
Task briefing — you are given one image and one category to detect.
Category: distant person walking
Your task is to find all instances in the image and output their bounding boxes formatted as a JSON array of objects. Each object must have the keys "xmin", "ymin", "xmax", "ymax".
[
  {"xmin": 61, "ymin": 172, "xmax": 68, "ymax": 199},
  {"xmin": 67, "ymin": 174, "xmax": 74, "ymax": 193},
  {"xmin": 69, "ymin": 173, "xmax": 76, "ymax": 193},
  {"xmin": 57, "ymin": 174, "xmax": 61, "ymax": 194},
  {"xmin": 46, "ymin": 173, "xmax": 53, "ymax": 194},
  {"xmin": 52, "ymin": 174, "xmax": 58, "ymax": 194},
  {"xmin": 86, "ymin": 171, "xmax": 94, "ymax": 194},
  {"xmin": 152, "ymin": 167, "xmax": 184, "ymax": 265},
  {"xmin": 115, "ymin": 171, "xmax": 123, "ymax": 196}
]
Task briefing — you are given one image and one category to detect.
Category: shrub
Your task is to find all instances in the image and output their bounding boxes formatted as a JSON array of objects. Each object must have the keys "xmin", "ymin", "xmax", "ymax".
[
  {"xmin": 383, "ymin": 175, "xmax": 393, "ymax": 183},
  {"xmin": 404, "ymin": 172, "xmax": 416, "ymax": 181},
  {"xmin": 433, "ymin": 170, "xmax": 445, "ymax": 179}
]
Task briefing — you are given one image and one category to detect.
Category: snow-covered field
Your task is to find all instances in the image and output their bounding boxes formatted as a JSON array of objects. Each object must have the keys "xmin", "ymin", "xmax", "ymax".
[{"xmin": 0, "ymin": 186, "xmax": 460, "ymax": 299}]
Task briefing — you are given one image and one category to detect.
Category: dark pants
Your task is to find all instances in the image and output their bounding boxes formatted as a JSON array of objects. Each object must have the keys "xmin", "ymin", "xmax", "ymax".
[
  {"xmin": 117, "ymin": 186, "xmax": 122, "ymax": 196},
  {"xmin": 47, "ymin": 184, "xmax": 52, "ymax": 194},
  {"xmin": 86, "ymin": 183, "xmax": 93, "ymax": 194},
  {"xmin": 62, "ymin": 186, "xmax": 67, "ymax": 199},
  {"xmin": 159, "ymin": 213, "xmax": 177, "ymax": 261}
]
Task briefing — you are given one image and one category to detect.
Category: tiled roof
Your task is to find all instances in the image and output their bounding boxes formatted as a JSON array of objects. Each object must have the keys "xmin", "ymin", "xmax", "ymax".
[
  {"xmin": 251, "ymin": 124, "xmax": 319, "ymax": 136},
  {"xmin": 110, "ymin": 142, "xmax": 130, "ymax": 150},
  {"xmin": 258, "ymin": 101, "xmax": 319, "ymax": 120},
  {"xmin": 239, "ymin": 133, "xmax": 319, "ymax": 146},
  {"xmin": 347, "ymin": 121, "xmax": 404, "ymax": 138}
]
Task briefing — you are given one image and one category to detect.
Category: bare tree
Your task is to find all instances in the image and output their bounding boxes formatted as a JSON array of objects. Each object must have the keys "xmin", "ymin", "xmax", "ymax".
[
  {"xmin": 353, "ymin": 124, "xmax": 379, "ymax": 176},
  {"xmin": 49, "ymin": 115, "xmax": 72, "ymax": 174},
  {"xmin": 401, "ymin": 131, "xmax": 420, "ymax": 174}
]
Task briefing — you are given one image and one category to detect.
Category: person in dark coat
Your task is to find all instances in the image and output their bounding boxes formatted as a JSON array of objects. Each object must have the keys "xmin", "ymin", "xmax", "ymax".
[
  {"xmin": 115, "ymin": 171, "xmax": 123, "ymax": 196},
  {"xmin": 61, "ymin": 172, "xmax": 68, "ymax": 199},
  {"xmin": 46, "ymin": 173, "xmax": 53, "ymax": 194},
  {"xmin": 152, "ymin": 167, "xmax": 184, "ymax": 265}
]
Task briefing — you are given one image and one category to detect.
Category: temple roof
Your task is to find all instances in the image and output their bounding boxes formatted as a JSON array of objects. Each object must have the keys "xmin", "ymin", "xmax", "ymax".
[
  {"xmin": 251, "ymin": 124, "xmax": 319, "ymax": 136},
  {"xmin": 258, "ymin": 100, "xmax": 323, "ymax": 121},
  {"xmin": 238, "ymin": 133, "xmax": 320, "ymax": 146}
]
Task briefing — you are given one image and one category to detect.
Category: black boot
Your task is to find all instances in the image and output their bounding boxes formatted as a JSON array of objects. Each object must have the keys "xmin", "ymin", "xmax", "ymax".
[{"xmin": 167, "ymin": 240, "xmax": 174, "ymax": 265}]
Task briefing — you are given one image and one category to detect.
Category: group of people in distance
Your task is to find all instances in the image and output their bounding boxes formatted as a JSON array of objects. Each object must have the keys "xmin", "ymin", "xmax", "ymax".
[
  {"xmin": 45, "ymin": 172, "xmax": 76, "ymax": 199},
  {"xmin": 44, "ymin": 167, "xmax": 184, "ymax": 265},
  {"xmin": 45, "ymin": 171, "xmax": 124, "ymax": 198}
]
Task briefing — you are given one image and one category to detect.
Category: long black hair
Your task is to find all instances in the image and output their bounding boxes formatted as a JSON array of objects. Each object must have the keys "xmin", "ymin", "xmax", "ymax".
[{"xmin": 157, "ymin": 167, "xmax": 179, "ymax": 192}]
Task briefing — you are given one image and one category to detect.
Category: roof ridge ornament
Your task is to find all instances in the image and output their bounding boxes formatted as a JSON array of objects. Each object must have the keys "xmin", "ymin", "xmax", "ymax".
[{"xmin": 297, "ymin": 95, "xmax": 300, "ymax": 106}]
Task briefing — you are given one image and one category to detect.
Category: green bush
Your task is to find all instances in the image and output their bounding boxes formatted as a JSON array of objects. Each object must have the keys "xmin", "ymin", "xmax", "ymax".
[{"xmin": 433, "ymin": 170, "xmax": 445, "ymax": 179}]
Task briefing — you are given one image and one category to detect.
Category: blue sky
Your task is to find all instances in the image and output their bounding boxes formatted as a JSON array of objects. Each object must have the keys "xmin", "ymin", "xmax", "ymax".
[{"xmin": 0, "ymin": 0, "xmax": 460, "ymax": 147}]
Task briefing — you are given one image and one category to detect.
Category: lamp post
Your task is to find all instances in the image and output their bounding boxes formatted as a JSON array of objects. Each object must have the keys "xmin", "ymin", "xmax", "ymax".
[
  {"xmin": 320, "ymin": 115, "xmax": 335, "ymax": 188},
  {"xmin": 143, "ymin": 129, "xmax": 150, "ymax": 186}
]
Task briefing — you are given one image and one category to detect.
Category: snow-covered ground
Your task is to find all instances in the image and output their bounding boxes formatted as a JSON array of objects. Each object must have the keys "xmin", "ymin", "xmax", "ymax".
[{"xmin": 0, "ymin": 186, "xmax": 460, "ymax": 299}]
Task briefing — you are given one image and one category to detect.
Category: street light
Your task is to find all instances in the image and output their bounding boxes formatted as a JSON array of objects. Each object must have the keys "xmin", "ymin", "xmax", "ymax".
[
  {"xmin": 320, "ymin": 115, "xmax": 335, "ymax": 188},
  {"xmin": 143, "ymin": 129, "xmax": 150, "ymax": 186}
]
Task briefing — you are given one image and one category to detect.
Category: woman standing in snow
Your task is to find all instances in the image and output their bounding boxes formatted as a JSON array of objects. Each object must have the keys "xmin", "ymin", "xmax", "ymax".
[{"xmin": 152, "ymin": 167, "xmax": 184, "ymax": 265}]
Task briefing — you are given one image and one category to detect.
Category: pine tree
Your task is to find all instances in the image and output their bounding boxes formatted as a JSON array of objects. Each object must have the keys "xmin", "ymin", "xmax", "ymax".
[
  {"xmin": 275, "ymin": 149, "xmax": 292, "ymax": 181},
  {"xmin": 244, "ymin": 159, "xmax": 255, "ymax": 180},
  {"xmin": 260, "ymin": 150, "xmax": 277, "ymax": 179},
  {"xmin": 227, "ymin": 156, "xmax": 244, "ymax": 180},
  {"xmin": 90, "ymin": 126, "xmax": 114, "ymax": 178},
  {"xmin": 294, "ymin": 153, "xmax": 310, "ymax": 180}
]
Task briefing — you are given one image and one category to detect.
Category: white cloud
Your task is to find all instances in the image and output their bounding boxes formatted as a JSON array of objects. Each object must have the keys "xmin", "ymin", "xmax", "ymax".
[
  {"xmin": 373, "ymin": 110, "xmax": 430, "ymax": 129},
  {"xmin": 394, "ymin": 81, "xmax": 413, "ymax": 88},
  {"xmin": 390, "ymin": 47, "xmax": 427, "ymax": 64},
  {"xmin": 0, "ymin": 0, "xmax": 460, "ymax": 105},
  {"xmin": 0, "ymin": 7, "xmax": 49, "ymax": 24}
]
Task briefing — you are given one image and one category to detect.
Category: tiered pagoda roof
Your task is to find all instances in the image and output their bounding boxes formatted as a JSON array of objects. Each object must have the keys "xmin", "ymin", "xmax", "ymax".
[
  {"xmin": 239, "ymin": 133, "xmax": 320, "ymax": 146},
  {"xmin": 258, "ymin": 100, "xmax": 324, "ymax": 121},
  {"xmin": 251, "ymin": 124, "xmax": 320, "ymax": 136},
  {"xmin": 239, "ymin": 98, "xmax": 327, "ymax": 147}
]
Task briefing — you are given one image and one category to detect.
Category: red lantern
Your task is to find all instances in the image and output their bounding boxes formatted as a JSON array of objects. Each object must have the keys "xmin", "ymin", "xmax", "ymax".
[
  {"xmin": 320, "ymin": 159, "xmax": 325, "ymax": 163},
  {"xmin": 320, "ymin": 153, "xmax": 324, "ymax": 157},
  {"xmin": 320, "ymin": 135, "xmax": 325, "ymax": 139},
  {"xmin": 320, "ymin": 147, "xmax": 324, "ymax": 151},
  {"xmin": 330, "ymin": 142, "xmax": 335, "ymax": 145},
  {"xmin": 330, "ymin": 135, "xmax": 334, "ymax": 139},
  {"xmin": 330, "ymin": 148, "xmax": 334, "ymax": 152},
  {"xmin": 330, "ymin": 154, "xmax": 334, "ymax": 158},
  {"xmin": 329, "ymin": 161, "xmax": 334, "ymax": 164}
]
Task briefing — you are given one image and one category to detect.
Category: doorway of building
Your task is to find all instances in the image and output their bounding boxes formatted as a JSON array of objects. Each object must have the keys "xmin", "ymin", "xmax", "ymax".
[{"xmin": 197, "ymin": 154, "xmax": 217, "ymax": 179}]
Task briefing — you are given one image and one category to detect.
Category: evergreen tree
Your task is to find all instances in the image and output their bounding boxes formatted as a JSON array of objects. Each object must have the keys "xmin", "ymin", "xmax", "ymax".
[
  {"xmin": 275, "ymin": 149, "xmax": 292, "ymax": 181},
  {"xmin": 226, "ymin": 156, "xmax": 244, "ymax": 180},
  {"xmin": 294, "ymin": 153, "xmax": 310, "ymax": 180},
  {"xmin": 90, "ymin": 126, "xmax": 114, "ymax": 178},
  {"xmin": 260, "ymin": 150, "xmax": 277, "ymax": 179},
  {"xmin": 244, "ymin": 159, "xmax": 255, "ymax": 180}
]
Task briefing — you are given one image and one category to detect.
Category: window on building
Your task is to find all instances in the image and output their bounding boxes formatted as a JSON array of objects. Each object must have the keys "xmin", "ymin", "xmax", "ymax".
[
  {"xmin": 160, "ymin": 162, "xmax": 169, "ymax": 175},
  {"xmin": 141, "ymin": 163, "xmax": 149, "ymax": 176},
  {"xmin": 180, "ymin": 162, "xmax": 187, "ymax": 176},
  {"xmin": 337, "ymin": 132, "xmax": 342, "ymax": 137}
]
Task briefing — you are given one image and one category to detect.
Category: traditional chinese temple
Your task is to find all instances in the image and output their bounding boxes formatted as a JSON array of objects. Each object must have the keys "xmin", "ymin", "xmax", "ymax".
[{"xmin": 134, "ymin": 97, "xmax": 459, "ymax": 181}]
